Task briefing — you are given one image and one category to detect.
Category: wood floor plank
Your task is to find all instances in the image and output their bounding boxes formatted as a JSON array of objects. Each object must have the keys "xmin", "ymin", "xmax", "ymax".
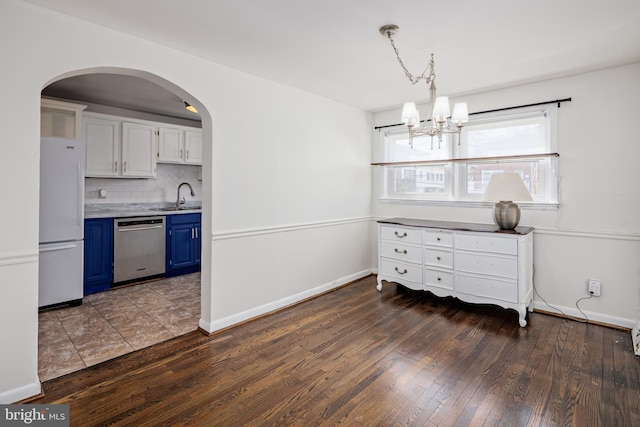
[
  {"xmin": 611, "ymin": 327, "xmax": 640, "ymax": 426},
  {"xmin": 31, "ymin": 275, "xmax": 640, "ymax": 426},
  {"xmin": 519, "ymin": 313, "xmax": 564, "ymax": 426}
]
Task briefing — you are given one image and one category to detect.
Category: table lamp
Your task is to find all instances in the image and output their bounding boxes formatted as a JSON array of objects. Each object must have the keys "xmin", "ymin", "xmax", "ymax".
[{"xmin": 482, "ymin": 173, "xmax": 533, "ymax": 230}]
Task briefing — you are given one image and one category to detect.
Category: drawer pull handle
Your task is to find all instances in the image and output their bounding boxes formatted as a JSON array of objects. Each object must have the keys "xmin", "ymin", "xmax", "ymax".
[
  {"xmin": 395, "ymin": 231, "xmax": 407, "ymax": 238},
  {"xmin": 437, "ymin": 256, "xmax": 441, "ymax": 261},
  {"xmin": 394, "ymin": 267, "xmax": 408, "ymax": 275},
  {"xmin": 394, "ymin": 248, "xmax": 407, "ymax": 254},
  {"xmin": 437, "ymin": 277, "xmax": 442, "ymax": 281},
  {"xmin": 436, "ymin": 237, "xmax": 441, "ymax": 241}
]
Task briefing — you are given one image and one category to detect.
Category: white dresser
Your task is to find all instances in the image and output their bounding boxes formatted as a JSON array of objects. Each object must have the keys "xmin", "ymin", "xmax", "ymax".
[{"xmin": 377, "ymin": 218, "xmax": 534, "ymax": 327}]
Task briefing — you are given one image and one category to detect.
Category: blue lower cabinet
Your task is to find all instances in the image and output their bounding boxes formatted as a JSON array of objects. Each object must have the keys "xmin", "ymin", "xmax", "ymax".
[
  {"xmin": 166, "ymin": 213, "xmax": 201, "ymax": 276},
  {"xmin": 84, "ymin": 218, "xmax": 113, "ymax": 295}
]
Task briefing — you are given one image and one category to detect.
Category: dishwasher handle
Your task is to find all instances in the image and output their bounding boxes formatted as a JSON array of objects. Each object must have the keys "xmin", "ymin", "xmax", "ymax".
[{"xmin": 117, "ymin": 225, "xmax": 164, "ymax": 232}]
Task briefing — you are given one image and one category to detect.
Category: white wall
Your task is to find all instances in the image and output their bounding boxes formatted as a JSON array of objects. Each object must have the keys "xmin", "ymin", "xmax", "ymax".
[
  {"xmin": 371, "ymin": 63, "xmax": 640, "ymax": 327},
  {"xmin": 0, "ymin": 0, "xmax": 372, "ymax": 403}
]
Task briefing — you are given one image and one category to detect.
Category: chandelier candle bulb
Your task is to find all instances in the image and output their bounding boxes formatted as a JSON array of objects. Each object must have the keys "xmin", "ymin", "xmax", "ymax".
[
  {"xmin": 451, "ymin": 103, "xmax": 469, "ymax": 125},
  {"xmin": 432, "ymin": 96, "xmax": 451, "ymax": 120},
  {"xmin": 401, "ymin": 102, "xmax": 420, "ymax": 127}
]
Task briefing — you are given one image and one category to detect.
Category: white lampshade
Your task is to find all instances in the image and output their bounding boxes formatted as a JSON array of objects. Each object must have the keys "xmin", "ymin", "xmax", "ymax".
[
  {"xmin": 401, "ymin": 102, "xmax": 420, "ymax": 127},
  {"xmin": 432, "ymin": 96, "xmax": 450, "ymax": 120},
  {"xmin": 482, "ymin": 173, "xmax": 533, "ymax": 202},
  {"xmin": 451, "ymin": 102, "xmax": 468, "ymax": 124}
]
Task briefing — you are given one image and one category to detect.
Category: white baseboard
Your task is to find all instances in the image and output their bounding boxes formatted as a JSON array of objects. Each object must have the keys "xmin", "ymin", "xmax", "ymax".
[
  {"xmin": 198, "ymin": 269, "xmax": 637, "ymax": 334},
  {"xmin": 199, "ymin": 269, "xmax": 373, "ymax": 334},
  {"xmin": 532, "ymin": 300, "xmax": 638, "ymax": 329},
  {"xmin": 0, "ymin": 381, "xmax": 41, "ymax": 404}
]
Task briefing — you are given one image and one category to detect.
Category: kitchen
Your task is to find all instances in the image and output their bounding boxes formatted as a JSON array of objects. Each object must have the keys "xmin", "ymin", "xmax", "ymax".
[{"xmin": 39, "ymin": 75, "xmax": 204, "ymax": 380}]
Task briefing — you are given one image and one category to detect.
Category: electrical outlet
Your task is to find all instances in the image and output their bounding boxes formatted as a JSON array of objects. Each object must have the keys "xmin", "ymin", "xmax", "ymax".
[{"xmin": 588, "ymin": 279, "xmax": 601, "ymax": 297}]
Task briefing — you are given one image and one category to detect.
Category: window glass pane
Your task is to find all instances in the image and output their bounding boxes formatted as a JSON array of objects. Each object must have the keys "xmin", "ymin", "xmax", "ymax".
[
  {"xmin": 464, "ymin": 160, "xmax": 546, "ymax": 199},
  {"xmin": 386, "ymin": 165, "xmax": 450, "ymax": 196},
  {"xmin": 385, "ymin": 130, "xmax": 450, "ymax": 162},
  {"xmin": 461, "ymin": 113, "xmax": 548, "ymax": 158}
]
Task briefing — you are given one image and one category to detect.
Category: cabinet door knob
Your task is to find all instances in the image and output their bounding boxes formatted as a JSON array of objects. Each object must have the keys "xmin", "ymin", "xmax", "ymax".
[
  {"xmin": 437, "ymin": 256, "xmax": 441, "ymax": 261},
  {"xmin": 394, "ymin": 248, "xmax": 407, "ymax": 254},
  {"xmin": 394, "ymin": 267, "xmax": 408, "ymax": 275},
  {"xmin": 436, "ymin": 237, "xmax": 441, "ymax": 241},
  {"xmin": 394, "ymin": 231, "xmax": 407, "ymax": 238}
]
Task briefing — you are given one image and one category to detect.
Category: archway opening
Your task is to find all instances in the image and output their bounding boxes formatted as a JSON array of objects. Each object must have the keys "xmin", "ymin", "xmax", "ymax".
[{"xmin": 38, "ymin": 68, "xmax": 211, "ymax": 381}]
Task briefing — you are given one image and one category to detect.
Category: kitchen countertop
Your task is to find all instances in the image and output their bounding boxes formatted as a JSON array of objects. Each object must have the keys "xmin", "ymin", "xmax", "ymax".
[{"xmin": 85, "ymin": 203, "xmax": 202, "ymax": 219}]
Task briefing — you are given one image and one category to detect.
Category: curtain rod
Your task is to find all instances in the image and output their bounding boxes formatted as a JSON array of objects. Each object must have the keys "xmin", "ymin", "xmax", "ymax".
[{"xmin": 373, "ymin": 97, "xmax": 572, "ymax": 131}]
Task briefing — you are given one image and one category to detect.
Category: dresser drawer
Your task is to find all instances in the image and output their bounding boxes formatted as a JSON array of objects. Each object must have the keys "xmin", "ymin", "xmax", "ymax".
[
  {"xmin": 380, "ymin": 225, "xmax": 422, "ymax": 244},
  {"xmin": 424, "ymin": 230, "xmax": 453, "ymax": 247},
  {"xmin": 380, "ymin": 241, "xmax": 422, "ymax": 264},
  {"xmin": 425, "ymin": 248, "xmax": 453, "ymax": 269},
  {"xmin": 380, "ymin": 258, "xmax": 423, "ymax": 284},
  {"xmin": 455, "ymin": 252, "xmax": 517, "ymax": 279},
  {"xmin": 455, "ymin": 233, "xmax": 517, "ymax": 255},
  {"xmin": 456, "ymin": 273, "xmax": 517, "ymax": 302},
  {"xmin": 425, "ymin": 268, "xmax": 454, "ymax": 290}
]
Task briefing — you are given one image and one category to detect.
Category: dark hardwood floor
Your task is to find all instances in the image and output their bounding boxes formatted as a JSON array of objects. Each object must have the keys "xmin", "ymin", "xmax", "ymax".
[{"xmin": 33, "ymin": 275, "xmax": 640, "ymax": 426}]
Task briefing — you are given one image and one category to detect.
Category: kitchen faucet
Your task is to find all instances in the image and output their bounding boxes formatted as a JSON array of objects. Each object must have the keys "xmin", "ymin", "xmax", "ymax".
[{"xmin": 176, "ymin": 182, "xmax": 195, "ymax": 209}]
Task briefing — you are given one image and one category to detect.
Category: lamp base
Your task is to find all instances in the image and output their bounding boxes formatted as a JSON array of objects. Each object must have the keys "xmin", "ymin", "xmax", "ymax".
[{"xmin": 493, "ymin": 201, "xmax": 521, "ymax": 230}]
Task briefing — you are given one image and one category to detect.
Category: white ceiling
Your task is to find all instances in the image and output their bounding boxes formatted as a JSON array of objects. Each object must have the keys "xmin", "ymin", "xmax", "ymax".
[{"xmin": 28, "ymin": 0, "xmax": 640, "ymax": 117}]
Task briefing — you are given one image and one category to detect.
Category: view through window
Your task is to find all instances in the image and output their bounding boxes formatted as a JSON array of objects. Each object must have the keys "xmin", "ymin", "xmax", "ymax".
[{"xmin": 379, "ymin": 105, "xmax": 559, "ymax": 205}]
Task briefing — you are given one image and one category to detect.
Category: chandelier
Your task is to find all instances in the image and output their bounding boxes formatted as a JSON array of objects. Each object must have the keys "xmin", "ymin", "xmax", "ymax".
[{"xmin": 380, "ymin": 25, "xmax": 469, "ymax": 149}]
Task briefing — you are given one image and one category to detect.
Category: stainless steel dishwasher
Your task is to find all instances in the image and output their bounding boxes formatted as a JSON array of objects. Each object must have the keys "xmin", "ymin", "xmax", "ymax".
[{"xmin": 113, "ymin": 216, "xmax": 166, "ymax": 284}]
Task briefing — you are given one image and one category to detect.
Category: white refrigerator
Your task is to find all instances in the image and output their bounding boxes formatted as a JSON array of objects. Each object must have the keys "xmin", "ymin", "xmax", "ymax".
[{"xmin": 39, "ymin": 137, "xmax": 85, "ymax": 308}]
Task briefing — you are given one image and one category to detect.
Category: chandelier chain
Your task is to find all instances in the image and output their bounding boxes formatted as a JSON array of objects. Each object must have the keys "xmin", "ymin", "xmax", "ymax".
[
  {"xmin": 386, "ymin": 34, "xmax": 435, "ymax": 86},
  {"xmin": 380, "ymin": 24, "xmax": 468, "ymax": 150}
]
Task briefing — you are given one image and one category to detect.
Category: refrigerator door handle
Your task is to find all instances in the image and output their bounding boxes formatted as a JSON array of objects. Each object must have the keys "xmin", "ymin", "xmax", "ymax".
[
  {"xmin": 40, "ymin": 243, "xmax": 78, "ymax": 253},
  {"xmin": 77, "ymin": 160, "xmax": 83, "ymax": 227}
]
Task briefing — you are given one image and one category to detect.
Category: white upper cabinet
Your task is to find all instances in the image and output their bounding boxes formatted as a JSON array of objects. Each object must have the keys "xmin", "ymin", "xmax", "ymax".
[
  {"xmin": 84, "ymin": 116, "xmax": 121, "ymax": 178},
  {"xmin": 157, "ymin": 128, "xmax": 202, "ymax": 165},
  {"xmin": 157, "ymin": 127, "xmax": 184, "ymax": 163},
  {"xmin": 41, "ymin": 99, "xmax": 87, "ymax": 139},
  {"xmin": 184, "ymin": 130, "xmax": 203, "ymax": 165},
  {"xmin": 84, "ymin": 112, "xmax": 201, "ymax": 177},
  {"xmin": 121, "ymin": 122, "xmax": 157, "ymax": 177},
  {"xmin": 84, "ymin": 114, "xmax": 156, "ymax": 178}
]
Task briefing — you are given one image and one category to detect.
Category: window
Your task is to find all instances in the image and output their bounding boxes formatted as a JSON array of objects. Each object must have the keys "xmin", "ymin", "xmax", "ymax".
[{"xmin": 378, "ymin": 104, "xmax": 559, "ymax": 206}]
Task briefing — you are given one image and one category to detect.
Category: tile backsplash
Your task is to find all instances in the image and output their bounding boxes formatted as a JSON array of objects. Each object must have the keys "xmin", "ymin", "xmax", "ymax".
[{"xmin": 85, "ymin": 164, "xmax": 202, "ymax": 204}]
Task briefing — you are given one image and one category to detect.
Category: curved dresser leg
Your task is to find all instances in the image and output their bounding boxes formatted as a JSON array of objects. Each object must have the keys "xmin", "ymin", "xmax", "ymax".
[
  {"xmin": 518, "ymin": 305, "xmax": 527, "ymax": 327},
  {"xmin": 376, "ymin": 276, "xmax": 383, "ymax": 292}
]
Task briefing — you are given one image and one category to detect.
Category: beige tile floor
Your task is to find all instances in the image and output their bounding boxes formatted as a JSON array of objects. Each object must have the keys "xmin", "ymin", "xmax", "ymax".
[{"xmin": 38, "ymin": 273, "xmax": 201, "ymax": 382}]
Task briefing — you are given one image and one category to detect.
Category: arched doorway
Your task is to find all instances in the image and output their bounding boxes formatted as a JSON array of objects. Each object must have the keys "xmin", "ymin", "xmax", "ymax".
[{"xmin": 38, "ymin": 68, "xmax": 211, "ymax": 381}]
